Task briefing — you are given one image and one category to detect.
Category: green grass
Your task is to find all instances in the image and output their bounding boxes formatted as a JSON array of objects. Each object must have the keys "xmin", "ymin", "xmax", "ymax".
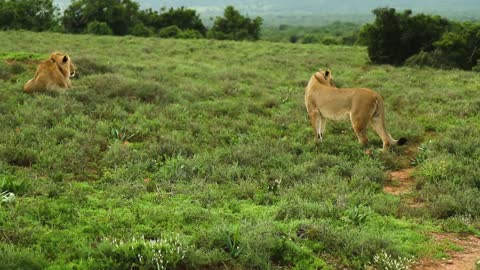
[{"xmin": 0, "ymin": 30, "xmax": 479, "ymax": 269}]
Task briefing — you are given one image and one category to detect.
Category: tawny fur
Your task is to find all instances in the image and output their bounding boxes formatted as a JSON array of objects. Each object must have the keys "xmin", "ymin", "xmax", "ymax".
[
  {"xmin": 23, "ymin": 52, "xmax": 76, "ymax": 94},
  {"xmin": 304, "ymin": 69, "xmax": 406, "ymax": 151}
]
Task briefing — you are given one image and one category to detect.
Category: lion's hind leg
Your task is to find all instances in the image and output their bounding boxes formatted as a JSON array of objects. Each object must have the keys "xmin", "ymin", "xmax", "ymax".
[
  {"xmin": 370, "ymin": 115, "xmax": 394, "ymax": 151},
  {"xmin": 350, "ymin": 113, "xmax": 369, "ymax": 146}
]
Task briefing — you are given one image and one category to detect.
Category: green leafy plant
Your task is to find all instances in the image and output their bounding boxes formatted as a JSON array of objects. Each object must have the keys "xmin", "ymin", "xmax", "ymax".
[
  {"xmin": 342, "ymin": 204, "xmax": 372, "ymax": 225},
  {"xmin": 410, "ymin": 140, "xmax": 433, "ymax": 165},
  {"xmin": 110, "ymin": 127, "xmax": 137, "ymax": 142},
  {"xmin": 223, "ymin": 226, "xmax": 242, "ymax": 258}
]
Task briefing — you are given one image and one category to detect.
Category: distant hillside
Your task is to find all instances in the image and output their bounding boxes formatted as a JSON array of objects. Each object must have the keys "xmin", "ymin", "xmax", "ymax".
[{"xmin": 54, "ymin": 0, "xmax": 480, "ymax": 25}]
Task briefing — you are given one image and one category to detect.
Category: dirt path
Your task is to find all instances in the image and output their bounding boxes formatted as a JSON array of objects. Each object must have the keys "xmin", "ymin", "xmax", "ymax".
[
  {"xmin": 384, "ymin": 161, "xmax": 480, "ymax": 269},
  {"xmin": 383, "ymin": 168, "xmax": 416, "ymax": 196},
  {"xmin": 413, "ymin": 233, "xmax": 480, "ymax": 270},
  {"xmin": 384, "ymin": 167, "xmax": 424, "ymax": 208}
]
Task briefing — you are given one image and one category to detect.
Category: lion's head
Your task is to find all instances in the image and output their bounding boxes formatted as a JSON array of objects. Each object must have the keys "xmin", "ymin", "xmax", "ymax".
[
  {"xmin": 314, "ymin": 69, "xmax": 336, "ymax": 87},
  {"xmin": 50, "ymin": 52, "xmax": 76, "ymax": 78}
]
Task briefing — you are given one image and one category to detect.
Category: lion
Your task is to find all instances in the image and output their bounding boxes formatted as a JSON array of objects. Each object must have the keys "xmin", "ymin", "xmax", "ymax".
[
  {"xmin": 304, "ymin": 69, "xmax": 406, "ymax": 151},
  {"xmin": 23, "ymin": 52, "xmax": 76, "ymax": 93}
]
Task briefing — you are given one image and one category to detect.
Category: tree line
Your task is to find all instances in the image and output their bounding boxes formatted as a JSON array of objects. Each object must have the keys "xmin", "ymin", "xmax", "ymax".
[
  {"xmin": 359, "ymin": 8, "xmax": 480, "ymax": 71},
  {"xmin": 0, "ymin": 0, "xmax": 262, "ymax": 41}
]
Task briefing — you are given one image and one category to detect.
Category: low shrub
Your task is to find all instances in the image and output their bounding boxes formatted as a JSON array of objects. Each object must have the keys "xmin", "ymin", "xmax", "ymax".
[
  {"xmin": 0, "ymin": 244, "xmax": 47, "ymax": 270},
  {"xmin": 158, "ymin": 26, "xmax": 181, "ymax": 38},
  {"xmin": 0, "ymin": 146, "xmax": 37, "ymax": 167},
  {"xmin": 73, "ymin": 56, "xmax": 114, "ymax": 76},
  {"xmin": 82, "ymin": 74, "xmax": 170, "ymax": 103},
  {"xmin": 129, "ymin": 23, "xmax": 153, "ymax": 37},
  {"xmin": 86, "ymin": 21, "xmax": 113, "ymax": 35}
]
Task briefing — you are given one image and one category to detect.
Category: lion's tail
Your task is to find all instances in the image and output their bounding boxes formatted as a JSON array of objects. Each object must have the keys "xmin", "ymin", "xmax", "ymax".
[{"xmin": 374, "ymin": 97, "xmax": 407, "ymax": 147}]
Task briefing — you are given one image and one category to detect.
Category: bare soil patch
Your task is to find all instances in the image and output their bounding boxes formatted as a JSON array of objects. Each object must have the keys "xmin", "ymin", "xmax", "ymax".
[
  {"xmin": 413, "ymin": 233, "xmax": 480, "ymax": 270},
  {"xmin": 384, "ymin": 168, "xmax": 416, "ymax": 196}
]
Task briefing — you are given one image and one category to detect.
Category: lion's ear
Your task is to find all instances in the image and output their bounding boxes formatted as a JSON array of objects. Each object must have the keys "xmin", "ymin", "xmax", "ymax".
[
  {"xmin": 62, "ymin": 55, "xmax": 68, "ymax": 63},
  {"xmin": 325, "ymin": 70, "xmax": 330, "ymax": 77}
]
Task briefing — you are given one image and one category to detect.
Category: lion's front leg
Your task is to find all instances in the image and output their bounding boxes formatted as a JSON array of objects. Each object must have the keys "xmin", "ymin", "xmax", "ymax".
[
  {"xmin": 320, "ymin": 118, "xmax": 327, "ymax": 142},
  {"xmin": 309, "ymin": 111, "xmax": 325, "ymax": 143}
]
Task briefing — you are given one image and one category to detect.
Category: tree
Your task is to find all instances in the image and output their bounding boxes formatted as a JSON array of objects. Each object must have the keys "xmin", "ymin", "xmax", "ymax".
[
  {"xmin": 432, "ymin": 23, "xmax": 480, "ymax": 70},
  {"xmin": 359, "ymin": 8, "xmax": 450, "ymax": 65},
  {"xmin": 62, "ymin": 0, "xmax": 140, "ymax": 35},
  {"xmin": 138, "ymin": 7, "xmax": 206, "ymax": 36},
  {"xmin": 0, "ymin": 0, "xmax": 58, "ymax": 31},
  {"xmin": 289, "ymin": 35, "xmax": 298, "ymax": 43},
  {"xmin": 209, "ymin": 6, "xmax": 263, "ymax": 41}
]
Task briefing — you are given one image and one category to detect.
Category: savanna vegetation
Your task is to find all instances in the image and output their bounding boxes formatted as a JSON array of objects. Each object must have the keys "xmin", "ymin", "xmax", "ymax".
[
  {"xmin": 262, "ymin": 22, "xmax": 361, "ymax": 45},
  {"xmin": 1, "ymin": 30, "xmax": 480, "ymax": 269}
]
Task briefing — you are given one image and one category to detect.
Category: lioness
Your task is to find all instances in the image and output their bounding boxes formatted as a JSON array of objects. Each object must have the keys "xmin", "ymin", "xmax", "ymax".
[
  {"xmin": 23, "ymin": 52, "xmax": 76, "ymax": 93},
  {"xmin": 304, "ymin": 69, "xmax": 406, "ymax": 150}
]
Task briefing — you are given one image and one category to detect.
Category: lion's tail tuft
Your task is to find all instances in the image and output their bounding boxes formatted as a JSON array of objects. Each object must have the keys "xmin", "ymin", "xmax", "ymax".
[{"xmin": 397, "ymin": 137, "xmax": 407, "ymax": 146}]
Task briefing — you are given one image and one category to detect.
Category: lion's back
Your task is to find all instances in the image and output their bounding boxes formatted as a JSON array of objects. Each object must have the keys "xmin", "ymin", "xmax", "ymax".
[{"xmin": 24, "ymin": 60, "xmax": 64, "ymax": 93}]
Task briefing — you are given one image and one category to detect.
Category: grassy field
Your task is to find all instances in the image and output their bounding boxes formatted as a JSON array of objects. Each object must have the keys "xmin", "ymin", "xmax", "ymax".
[{"xmin": 0, "ymin": 31, "xmax": 479, "ymax": 269}]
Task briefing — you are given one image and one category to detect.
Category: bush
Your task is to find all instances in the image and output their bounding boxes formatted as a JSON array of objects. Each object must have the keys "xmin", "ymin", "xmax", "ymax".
[
  {"xmin": 86, "ymin": 21, "xmax": 113, "ymax": 35},
  {"xmin": 73, "ymin": 56, "xmax": 114, "ymax": 76},
  {"xmin": 158, "ymin": 25, "xmax": 181, "ymax": 38},
  {"xmin": 0, "ymin": 146, "xmax": 37, "ymax": 167},
  {"xmin": 289, "ymin": 35, "xmax": 298, "ymax": 43},
  {"xmin": 0, "ymin": 244, "xmax": 47, "ymax": 270},
  {"xmin": 0, "ymin": 61, "xmax": 25, "ymax": 81},
  {"xmin": 177, "ymin": 29, "xmax": 203, "ymax": 39},
  {"xmin": 322, "ymin": 37, "xmax": 340, "ymax": 45},
  {"xmin": 82, "ymin": 74, "xmax": 169, "ymax": 103},
  {"xmin": 405, "ymin": 50, "xmax": 448, "ymax": 68},
  {"xmin": 0, "ymin": 62, "xmax": 11, "ymax": 81},
  {"xmin": 301, "ymin": 34, "xmax": 318, "ymax": 44},
  {"xmin": 0, "ymin": 174, "xmax": 31, "ymax": 195},
  {"xmin": 129, "ymin": 22, "xmax": 153, "ymax": 37}
]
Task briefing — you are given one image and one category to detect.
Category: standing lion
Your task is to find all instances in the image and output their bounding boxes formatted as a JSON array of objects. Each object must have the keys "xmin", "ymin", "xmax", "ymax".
[
  {"xmin": 305, "ymin": 69, "xmax": 406, "ymax": 151},
  {"xmin": 23, "ymin": 52, "xmax": 76, "ymax": 93}
]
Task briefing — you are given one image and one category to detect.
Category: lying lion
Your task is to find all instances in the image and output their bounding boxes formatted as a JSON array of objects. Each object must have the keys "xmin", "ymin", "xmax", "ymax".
[
  {"xmin": 304, "ymin": 69, "xmax": 406, "ymax": 151},
  {"xmin": 24, "ymin": 52, "xmax": 76, "ymax": 93}
]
